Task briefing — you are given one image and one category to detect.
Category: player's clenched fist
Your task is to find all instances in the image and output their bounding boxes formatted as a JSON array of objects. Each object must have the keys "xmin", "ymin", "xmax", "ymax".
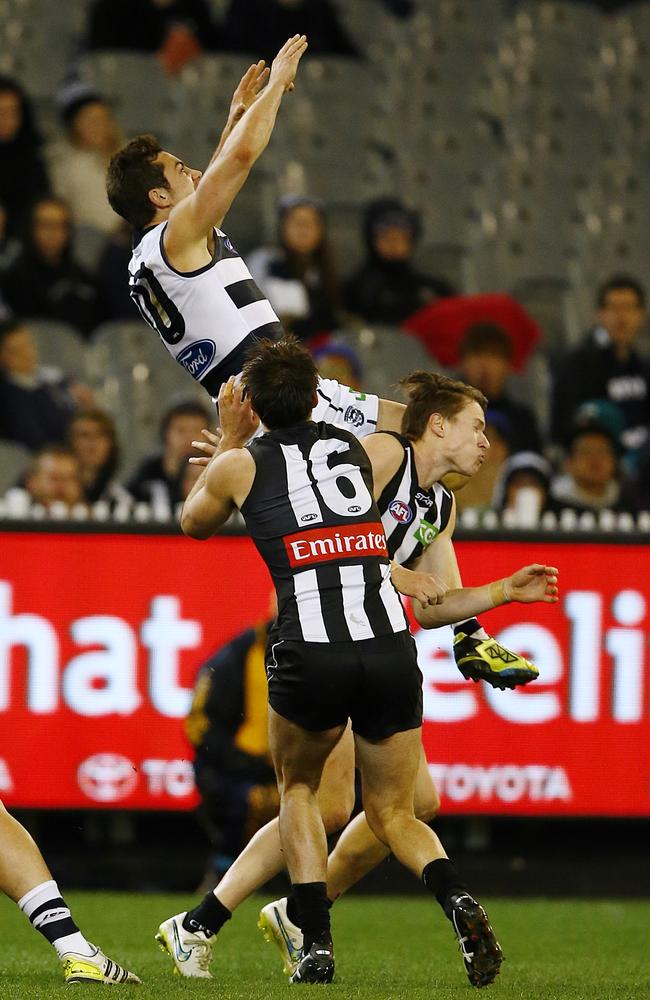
[
  {"xmin": 269, "ymin": 34, "xmax": 308, "ymax": 93},
  {"xmin": 391, "ymin": 563, "xmax": 448, "ymax": 610}
]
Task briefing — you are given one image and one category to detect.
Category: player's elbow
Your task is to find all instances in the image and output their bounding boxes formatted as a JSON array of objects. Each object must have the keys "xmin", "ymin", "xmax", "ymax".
[
  {"xmin": 412, "ymin": 603, "xmax": 440, "ymax": 629},
  {"xmin": 230, "ymin": 143, "xmax": 255, "ymax": 168},
  {"xmin": 180, "ymin": 511, "xmax": 210, "ymax": 540}
]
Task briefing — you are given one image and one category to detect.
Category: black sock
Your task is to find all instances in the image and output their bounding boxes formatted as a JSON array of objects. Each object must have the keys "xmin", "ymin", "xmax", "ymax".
[
  {"xmin": 453, "ymin": 618, "xmax": 481, "ymax": 637},
  {"xmin": 291, "ymin": 882, "xmax": 331, "ymax": 952},
  {"xmin": 286, "ymin": 888, "xmax": 332, "ymax": 929},
  {"xmin": 286, "ymin": 891, "xmax": 300, "ymax": 927},
  {"xmin": 422, "ymin": 858, "xmax": 470, "ymax": 918},
  {"xmin": 182, "ymin": 892, "xmax": 231, "ymax": 937}
]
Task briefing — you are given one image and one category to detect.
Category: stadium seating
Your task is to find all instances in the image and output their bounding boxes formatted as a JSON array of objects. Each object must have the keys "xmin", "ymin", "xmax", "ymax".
[
  {"xmin": 2, "ymin": 0, "xmax": 650, "ymax": 473},
  {"xmin": 78, "ymin": 52, "xmax": 175, "ymax": 143},
  {"xmin": 28, "ymin": 321, "xmax": 88, "ymax": 382},
  {"xmin": 87, "ymin": 322, "xmax": 208, "ymax": 475},
  {"xmin": 333, "ymin": 324, "xmax": 435, "ymax": 399}
]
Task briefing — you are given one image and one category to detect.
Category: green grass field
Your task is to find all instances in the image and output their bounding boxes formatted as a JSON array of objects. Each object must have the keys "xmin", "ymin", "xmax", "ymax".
[{"xmin": 0, "ymin": 894, "xmax": 648, "ymax": 1000}]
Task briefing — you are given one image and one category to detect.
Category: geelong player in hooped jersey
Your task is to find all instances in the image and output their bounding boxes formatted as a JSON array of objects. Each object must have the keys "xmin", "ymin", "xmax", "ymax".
[{"xmin": 106, "ymin": 36, "xmax": 402, "ymax": 436}]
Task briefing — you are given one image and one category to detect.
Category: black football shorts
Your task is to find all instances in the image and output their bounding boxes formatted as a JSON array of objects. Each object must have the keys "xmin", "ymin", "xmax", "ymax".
[{"xmin": 266, "ymin": 629, "xmax": 423, "ymax": 740}]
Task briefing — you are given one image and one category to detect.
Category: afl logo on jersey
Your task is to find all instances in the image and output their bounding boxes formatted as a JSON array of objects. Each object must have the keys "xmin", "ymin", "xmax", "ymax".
[
  {"xmin": 224, "ymin": 236, "xmax": 236, "ymax": 252},
  {"xmin": 389, "ymin": 499, "xmax": 413, "ymax": 524},
  {"xmin": 177, "ymin": 340, "xmax": 216, "ymax": 380}
]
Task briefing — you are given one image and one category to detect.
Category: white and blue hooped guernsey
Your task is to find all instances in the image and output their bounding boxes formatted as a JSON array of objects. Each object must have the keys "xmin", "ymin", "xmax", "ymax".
[{"xmin": 128, "ymin": 222, "xmax": 379, "ymax": 436}]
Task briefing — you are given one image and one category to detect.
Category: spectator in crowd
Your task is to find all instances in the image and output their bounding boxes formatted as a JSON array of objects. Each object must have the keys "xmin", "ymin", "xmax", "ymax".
[
  {"xmin": 96, "ymin": 221, "xmax": 139, "ymax": 320},
  {"xmin": 551, "ymin": 275, "xmax": 650, "ymax": 465},
  {"xmin": 454, "ymin": 409, "xmax": 512, "ymax": 515},
  {"xmin": 457, "ymin": 322, "xmax": 542, "ymax": 454},
  {"xmin": 550, "ymin": 420, "xmax": 636, "ymax": 514},
  {"xmin": 0, "ymin": 200, "xmax": 21, "ymax": 273},
  {"xmin": 4, "ymin": 445, "xmax": 84, "ymax": 512},
  {"xmin": 223, "ymin": 0, "xmax": 359, "ymax": 60},
  {"xmin": 127, "ymin": 399, "xmax": 211, "ymax": 508},
  {"xmin": 312, "ymin": 339, "xmax": 363, "ymax": 390},
  {"xmin": 1, "ymin": 196, "xmax": 100, "ymax": 337},
  {"xmin": 86, "ymin": 0, "xmax": 222, "ymax": 72},
  {"xmin": 67, "ymin": 409, "xmax": 131, "ymax": 507},
  {"xmin": 632, "ymin": 441, "xmax": 650, "ymax": 512},
  {"xmin": 493, "ymin": 451, "xmax": 557, "ymax": 524},
  {"xmin": 0, "ymin": 319, "xmax": 93, "ymax": 451},
  {"xmin": 185, "ymin": 614, "xmax": 279, "ymax": 887},
  {"xmin": 0, "ymin": 77, "xmax": 50, "ymax": 236},
  {"xmin": 48, "ymin": 83, "xmax": 123, "ymax": 237},
  {"xmin": 248, "ymin": 195, "xmax": 341, "ymax": 341},
  {"xmin": 345, "ymin": 197, "xmax": 454, "ymax": 326}
]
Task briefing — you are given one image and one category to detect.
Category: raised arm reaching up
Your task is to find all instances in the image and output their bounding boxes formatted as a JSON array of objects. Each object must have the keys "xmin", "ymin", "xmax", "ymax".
[{"xmin": 164, "ymin": 34, "xmax": 308, "ymax": 263}]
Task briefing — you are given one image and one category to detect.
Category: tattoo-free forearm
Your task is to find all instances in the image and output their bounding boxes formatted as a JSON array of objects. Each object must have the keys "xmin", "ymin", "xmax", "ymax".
[
  {"xmin": 217, "ymin": 80, "xmax": 285, "ymax": 167},
  {"xmin": 413, "ymin": 579, "xmax": 512, "ymax": 628}
]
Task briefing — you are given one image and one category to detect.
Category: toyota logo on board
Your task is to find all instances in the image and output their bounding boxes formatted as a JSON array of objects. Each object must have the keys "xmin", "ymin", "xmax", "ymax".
[{"xmin": 78, "ymin": 753, "xmax": 138, "ymax": 803}]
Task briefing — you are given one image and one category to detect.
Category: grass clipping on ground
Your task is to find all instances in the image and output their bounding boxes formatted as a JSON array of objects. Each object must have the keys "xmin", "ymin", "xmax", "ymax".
[{"xmin": 0, "ymin": 893, "xmax": 648, "ymax": 999}]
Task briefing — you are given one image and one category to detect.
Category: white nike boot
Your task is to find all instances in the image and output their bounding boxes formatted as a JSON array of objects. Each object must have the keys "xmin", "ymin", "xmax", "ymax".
[{"xmin": 155, "ymin": 912, "xmax": 213, "ymax": 978}]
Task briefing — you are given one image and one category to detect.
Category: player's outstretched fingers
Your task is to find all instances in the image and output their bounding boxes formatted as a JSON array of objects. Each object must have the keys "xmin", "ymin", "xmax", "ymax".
[{"xmin": 545, "ymin": 568, "xmax": 559, "ymax": 601}]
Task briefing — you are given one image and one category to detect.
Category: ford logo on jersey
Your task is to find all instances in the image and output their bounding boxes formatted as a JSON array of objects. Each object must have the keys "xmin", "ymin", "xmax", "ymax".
[
  {"xmin": 177, "ymin": 340, "xmax": 216, "ymax": 380},
  {"xmin": 389, "ymin": 500, "xmax": 413, "ymax": 524}
]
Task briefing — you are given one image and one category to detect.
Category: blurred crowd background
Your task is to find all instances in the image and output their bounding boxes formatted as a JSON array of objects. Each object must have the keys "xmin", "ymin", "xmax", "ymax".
[{"xmin": 2, "ymin": 0, "xmax": 650, "ymax": 529}]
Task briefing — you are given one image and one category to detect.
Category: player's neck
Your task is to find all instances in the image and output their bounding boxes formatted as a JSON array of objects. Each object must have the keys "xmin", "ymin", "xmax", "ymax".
[{"xmin": 411, "ymin": 439, "xmax": 447, "ymax": 489}]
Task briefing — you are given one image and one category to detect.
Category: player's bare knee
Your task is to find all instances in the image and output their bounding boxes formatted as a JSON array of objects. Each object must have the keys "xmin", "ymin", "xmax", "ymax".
[
  {"xmin": 415, "ymin": 787, "xmax": 440, "ymax": 823},
  {"xmin": 321, "ymin": 795, "xmax": 354, "ymax": 835}
]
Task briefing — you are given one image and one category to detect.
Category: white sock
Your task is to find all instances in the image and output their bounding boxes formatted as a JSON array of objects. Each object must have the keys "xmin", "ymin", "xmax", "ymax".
[{"xmin": 17, "ymin": 879, "xmax": 95, "ymax": 959}]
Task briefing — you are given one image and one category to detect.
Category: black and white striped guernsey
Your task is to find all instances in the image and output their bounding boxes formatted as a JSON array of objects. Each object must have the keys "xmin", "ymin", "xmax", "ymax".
[
  {"xmin": 378, "ymin": 432, "xmax": 454, "ymax": 569},
  {"xmin": 128, "ymin": 222, "xmax": 283, "ymax": 395},
  {"xmin": 241, "ymin": 421, "xmax": 408, "ymax": 644}
]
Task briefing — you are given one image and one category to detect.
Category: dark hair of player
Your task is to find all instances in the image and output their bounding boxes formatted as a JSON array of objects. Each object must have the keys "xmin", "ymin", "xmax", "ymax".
[
  {"xmin": 106, "ymin": 134, "xmax": 168, "ymax": 230},
  {"xmin": 596, "ymin": 274, "xmax": 646, "ymax": 310},
  {"xmin": 400, "ymin": 371, "xmax": 487, "ymax": 441},
  {"xmin": 159, "ymin": 400, "xmax": 212, "ymax": 440},
  {"xmin": 459, "ymin": 322, "xmax": 514, "ymax": 361},
  {"xmin": 242, "ymin": 335, "xmax": 319, "ymax": 430}
]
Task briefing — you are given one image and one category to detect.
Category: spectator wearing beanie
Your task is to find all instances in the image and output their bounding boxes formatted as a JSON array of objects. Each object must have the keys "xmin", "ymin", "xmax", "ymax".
[
  {"xmin": 48, "ymin": 82, "xmax": 124, "ymax": 236},
  {"xmin": 345, "ymin": 197, "xmax": 454, "ymax": 326},
  {"xmin": 493, "ymin": 451, "xmax": 558, "ymax": 522}
]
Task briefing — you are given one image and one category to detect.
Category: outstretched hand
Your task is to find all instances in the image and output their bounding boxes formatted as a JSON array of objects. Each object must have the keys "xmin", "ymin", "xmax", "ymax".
[
  {"xmin": 269, "ymin": 34, "xmax": 308, "ymax": 93},
  {"xmin": 507, "ymin": 565, "xmax": 559, "ymax": 604},
  {"xmin": 229, "ymin": 59, "xmax": 270, "ymax": 122},
  {"xmin": 189, "ymin": 427, "xmax": 222, "ymax": 466}
]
